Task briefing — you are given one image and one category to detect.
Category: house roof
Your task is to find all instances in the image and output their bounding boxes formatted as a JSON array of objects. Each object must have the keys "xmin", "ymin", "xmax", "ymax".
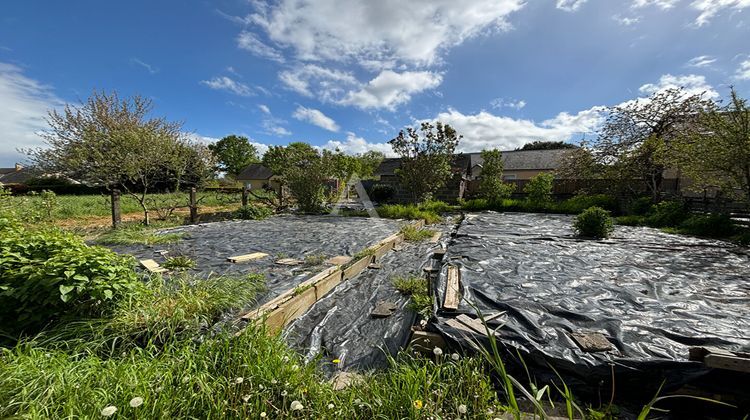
[
  {"xmin": 236, "ymin": 163, "xmax": 274, "ymax": 180},
  {"xmin": 0, "ymin": 168, "xmax": 37, "ymax": 185},
  {"xmin": 0, "ymin": 168, "xmax": 17, "ymax": 175},
  {"xmin": 468, "ymin": 149, "xmax": 571, "ymax": 171},
  {"xmin": 375, "ymin": 154, "xmax": 473, "ymax": 177}
]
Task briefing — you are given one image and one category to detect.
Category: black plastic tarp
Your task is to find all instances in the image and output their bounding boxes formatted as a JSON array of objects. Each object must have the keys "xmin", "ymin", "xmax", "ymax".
[
  {"xmin": 284, "ymin": 220, "xmax": 453, "ymax": 375},
  {"xmin": 433, "ymin": 212, "xmax": 750, "ymax": 397},
  {"xmin": 108, "ymin": 215, "xmax": 402, "ymax": 305}
]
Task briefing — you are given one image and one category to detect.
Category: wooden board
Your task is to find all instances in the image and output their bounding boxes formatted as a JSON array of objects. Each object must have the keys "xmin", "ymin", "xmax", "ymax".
[
  {"xmin": 343, "ymin": 255, "xmax": 372, "ymax": 280},
  {"xmin": 429, "ymin": 232, "xmax": 442, "ymax": 243},
  {"xmin": 325, "ymin": 255, "xmax": 353, "ymax": 266},
  {"xmin": 442, "ymin": 265, "xmax": 461, "ymax": 311},
  {"xmin": 276, "ymin": 258, "xmax": 303, "ymax": 266},
  {"xmin": 689, "ymin": 346, "xmax": 750, "ymax": 373},
  {"xmin": 140, "ymin": 259, "xmax": 168, "ymax": 273},
  {"xmin": 228, "ymin": 252, "xmax": 269, "ymax": 263}
]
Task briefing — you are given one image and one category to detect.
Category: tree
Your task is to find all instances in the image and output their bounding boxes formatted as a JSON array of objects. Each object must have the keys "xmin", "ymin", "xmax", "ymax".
[
  {"xmin": 208, "ymin": 135, "xmax": 259, "ymax": 177},
  {"xmin": 389, "ymin": 122, "xmax": 461, "ymax": 203},
  {"xmin": 357, "ymin": 151, "xmax": 385, "ymax": 179},
  {"xmin": 524, "ymin": 172, "xmax": 555, "ymax": 205},
  {"xmin": 262, "ymin": 142, "xmax": 332, "ymax": 212},
  {"xmin": 27, "ymin": 90, "xmax": 211, "ymax": 225},
  {"xmin": 561, "ymin": 88, "xmax": 713, "ymax": 202},
  {"xmin": 478, "ymin": 149, "xmax": 515, "ymax": 201},
  {"xmin": 671, "ymin": 88, "xmax": 750, "ymax": 202},
  {"xmin": 517, "ymin": 141, "xmax": 577, "ymax": 151}
]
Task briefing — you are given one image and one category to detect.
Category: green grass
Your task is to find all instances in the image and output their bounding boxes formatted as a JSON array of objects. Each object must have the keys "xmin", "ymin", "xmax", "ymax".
[
  {"xmin": 303, "ymin": 253, "xmax": 328, "ymax": 266},
  {"xmin": 94, "ymin": 225, "xmax": 184, "ymax": 246},
  {"xmin": 8, "ymin": 191, "xmax": 244, "ymax": 221},
  {"xmin": 400, "ymin": 225, "xmax": 437, "ymax": 242},
  {"xmin": 161, "ymin": 255, "xmax": 197, "ymax": 271},
  {"xmin": 393, "ymin": 275, "xmax": 432, "ymax": 318},
  {"xmin": 378, "ymin": 204, "xmax": 443, "ymax": 224}
]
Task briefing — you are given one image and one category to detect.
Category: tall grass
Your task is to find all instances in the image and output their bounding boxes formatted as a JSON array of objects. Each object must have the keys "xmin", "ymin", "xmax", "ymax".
[{"xmin": 378, "ymin": 204, "xmax": 443, "ymax": 224}]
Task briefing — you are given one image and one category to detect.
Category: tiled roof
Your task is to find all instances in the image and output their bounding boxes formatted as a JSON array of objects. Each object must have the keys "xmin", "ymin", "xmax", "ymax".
[{"xmin": 236, "ymin": 163, "xmax": 274, "ymax": 180}]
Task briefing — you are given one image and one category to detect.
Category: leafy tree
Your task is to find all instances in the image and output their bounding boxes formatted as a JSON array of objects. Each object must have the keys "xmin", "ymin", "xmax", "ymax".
[
  {"xmin": 524, "ymin": 172, "xmax": 554, "ymax": 205},
  {"xmin": 518, "ymin": 141, "xmax": 577, "ymax": 151},
  {"xmin": 671, "ymin": 88, "xmax": 750, "ymax": 202},
  {"xmin": 561, "ymin": 88, "xmax": 713, "ymax": 202},
  {"xmin": 389, "ymin": 122, "xmax": 461, "ymax": 203},
  {"xmin": 208, "ymin": 135, "xmax": 259, "ymax": 177},
  {"xmin": 478, "ymin": 149, "xmax": 515, "ymax": 201},
  {"xmin": 27, "ymin": 91, "xmax": 214, "ymax": 225},
  {"xmin": 357, "ymin": 151, "xmax": 385, "ymax": 179},
  {"xmin": 262, "ymin": 142, "xmax": 332, "ymax": 212}
]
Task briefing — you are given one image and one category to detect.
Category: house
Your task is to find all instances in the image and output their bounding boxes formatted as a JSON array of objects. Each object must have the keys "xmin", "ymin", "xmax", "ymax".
[
  {"xmin": 0, "ymin": 164, "xmax": 36, "ymax": 186},
  {"xmin": 372, "ymin": 149, "xmax": 571, "ymax": 203},
  {"xmin": 235, "ymin": 163, "xmax": 282, "ymax": 193}
]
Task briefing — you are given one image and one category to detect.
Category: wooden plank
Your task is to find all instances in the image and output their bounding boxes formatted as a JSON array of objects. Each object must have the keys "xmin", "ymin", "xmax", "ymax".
[
  {"xmin": 429, "ymin": 232, "xmax": 441, "ymax": 243},
  {"xmin": 343, "ymin": 255, "xmax": 372, "ymax": 280},
  {"xmin": 228, "ymin": 252, "xmax": 269, "ymax": 263},
  {"xmin": 570, "ymin": 332, "xmax": 612, "ymax": 353},
  {"xmin": 276, "ymin": 258, "xmax": 303, "ymax": 266},
  {"xmin": 140, "ymin": 259, "xmax": 168, "ymax": 273},
  {"xmin": 313, "ymin": 269, "xmax": 344, "ymax": 299},
  {"xmin": 704, "ymin": 354, "xmax": 750, "ymax": 373},
  {"xmin": 325, "ymin": 255, "xmax": 353, "ymax": 266},
  {"xmin": 264, "ymin": 286, "xmax": 318, "ymax": 333},
  {"xmin": 442, "ymin": 265, "xmax": 461, "ymax": 311},
  {"xmin": 455, "ymin": 314, "xmax": 495, "ymax": 337}
]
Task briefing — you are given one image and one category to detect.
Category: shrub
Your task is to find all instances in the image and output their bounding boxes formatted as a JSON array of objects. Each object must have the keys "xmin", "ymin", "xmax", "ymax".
[
  {"xmin": 234, "ymin": 204, "xmax": 273, "ymax": 220},
  {"xmin": 678, "ymin": 213, "xmax": 737, "ymax": 237},
  {"xmin": 555, "ymin": 194, "xmax": 618, "ymax": 214},
  {"xmin": 615, "ymin": 215, "xmax": 646, "ymax": 226},
  {"xmin": 626, "ymin": 196, "xmax": 653, "ymax": 216},
  {"xmin": 573, "ymin": 206, "xmax": 614, "ymax": 238},
  {"xmin": 645, "ymin": 200, "xmax": 688, "ymax": 227},
  {"xmin": 0, "ymin": 224, "xmax": 138, "ymax": 333},
  {"xmin": 369, "ymin": 184, "xmax": 395, "ymax": 202},
  {"xmin": 523, "ymin": 173, "xmax": 554, "ymax": 206}
]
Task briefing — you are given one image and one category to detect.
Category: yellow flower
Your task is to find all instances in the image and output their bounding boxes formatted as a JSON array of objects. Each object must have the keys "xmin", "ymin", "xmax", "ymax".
[
  {"xmin": 413, "ymin": 400, "xmax": 423, "ymax": 410},
  {"xmin": 332, "ymin": 359, "xmax": 341, "ymax": 364}
]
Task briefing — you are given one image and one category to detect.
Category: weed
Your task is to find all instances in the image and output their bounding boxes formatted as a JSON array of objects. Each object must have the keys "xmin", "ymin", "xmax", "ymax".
[
  {"xmin": 400, "ymin": 225, "xmax": 436, "ymax": 242},
  {"xmin": 293, "ymin": 283, "xmax": 314, "ymax": 296},
  {"xmin": 161, "ymin": 255, "xmax": 196, "ymax": 271},
  {"xmin": 393, "ymin": 275, "xmax": 431, "ymax": 318},
  {"xmin": 378, "ymin": 204, "xmax": 442, "ymax": 224},
  {"xmin": 303, "ymin": 253, "xmax": 327, "ymax": 266}
]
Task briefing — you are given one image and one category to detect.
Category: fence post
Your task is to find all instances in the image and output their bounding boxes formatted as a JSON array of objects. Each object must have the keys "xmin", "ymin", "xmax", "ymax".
[
  {"xmin": 189, "ymin": 187, "xmax": 198, "ymax": 224},
  {"xmin": 111, "ymin": 189, "xmax": 121, "ymax": 228},
  {"xmin": 242, "ymin": 187, "xmax": 249, "ymax": 207}
]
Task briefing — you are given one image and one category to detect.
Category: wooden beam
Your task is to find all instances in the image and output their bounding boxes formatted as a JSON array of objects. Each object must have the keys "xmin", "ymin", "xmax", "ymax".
[
  {"xmin": 276, "ymin": 258, "xmax": 303, "ymax": 266},
  {"xmin": 325, "ymin": 255, "xmax": 353, "ymax": 266},
  {"xmin": 228, "ymin": 252, "xmax": 269, "ymax": 263},
  {"xmin": 140, "ymin": 259, "xmax": 167, "ymax": 273},
  {"xmin": 689, "ymin": 346, "xmax": 750, "ymax": 373},
  {"xmin": 442, "ymin": 265, "xmax": 460, "ymax": 311}
]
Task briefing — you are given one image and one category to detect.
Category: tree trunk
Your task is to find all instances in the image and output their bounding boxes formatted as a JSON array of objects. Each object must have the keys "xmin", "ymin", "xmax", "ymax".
[{"xmin": 139, "ymin": 198, "xmax": 150, "ymax": 226}]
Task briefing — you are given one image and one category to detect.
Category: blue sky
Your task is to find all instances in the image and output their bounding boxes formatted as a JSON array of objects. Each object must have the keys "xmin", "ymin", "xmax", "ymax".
[{"xmin": 1, "ymin": 0, "xmax": 749, "ymax": 165}]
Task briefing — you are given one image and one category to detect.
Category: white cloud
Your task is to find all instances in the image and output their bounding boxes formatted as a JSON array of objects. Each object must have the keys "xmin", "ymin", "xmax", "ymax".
[
  {"xmin": 735, "ymin": 59, "xmax": 750, "ymax": 80},
  {"xmin": 278, "ymin": 64, "xmax": 358, "ymax": 98},
  {"xmin": 200, "ymin": 76, "xmax": 253, "ymax": 96},
  {"xmin": 254, "ymin": 104, "xmax": 292, "ymax": 136},
  {"xmin": 292, "ymin": 106, "xmax": 340, "ymax": 132},
  {"xmin": 250, "ymin": 0, "xmax": 525, "ymax": 68},
  {"xmin": 638, "ymin": 73, "xmax": 719, "ymax": 99},
  {"xmin": 632, "ymin": 0, "xmax": 680, "ymax": 9},
  {"xmin": 131, "ymin": 58, "xmax": 159, "ymax": 74},
  {"xmin": 613, "ymin": 14, "xmax": 641, "ymax": 25},
  {"xmin": 0, "ymin": 62, "xmax": 62, "ymax": 164},
  {"xmin": 690, "ymin": 0, "xmax": 750, "ymax": 26},
  {"xmin": 556, "ymin": 0, "xmax": 589, "ymax": 12},
  {"xmin": 490, "ymin": 97, "xmax": 526, "ymax": 110},
  {"xmin": 237, "ymin": 31, "xmax": 285, "ymax": 62},
  {"xmin": 686, "ymin": 55, "xmax": 717, "ymax": 67},
  {"xmin": 340, "ymin": 70, "xmax": 442, "ymax": 110},
  {"xmin": 432, "ymin": 107, "xmax": 605, "ymax": 152},
  {"xmin": 319, "ymin": 132, "xmax": 395, "ymax": 156}
]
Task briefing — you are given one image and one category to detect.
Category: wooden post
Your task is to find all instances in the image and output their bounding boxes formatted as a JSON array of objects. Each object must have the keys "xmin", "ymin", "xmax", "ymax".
[
  {"xmin": 242, "ymin": 187, "xmax": 249, "ymax": 207},
  {"xmin": 111, "ymin": 189, "xmax": 121, "ymax": 228},
  {"xmin": 189, "ymin": 187, "xmax": 198, "ymax": 224}
]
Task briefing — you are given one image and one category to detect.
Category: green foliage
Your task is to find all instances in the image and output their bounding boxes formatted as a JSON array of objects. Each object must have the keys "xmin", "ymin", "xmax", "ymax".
[
  {"xmin": 518, "ymin": 141, "xmax": 577, "ymax": 150},
  {"xmin": 161, "ymin": 256, "xmax": 196, "ymax": 271},
  {"xmin": 524, "ymin": 173, "xmax": 554, "ymax": 205},
  {"xmin": 234, "ymin": 204, "xmax": 273, "ymax": 220},
  {"xmin": 263, "ymin": 142, "xmax": 332, "ymax": 213},
  {"xmin": 645, "ymin": 200, "xmax": 688, "ymax": 228},
  {"xmin": 369, "ymin": 184, "xmax": 395, "ymax": 202},
  {"xmin": 208, "ymin": 135, "xmax": 259, "ymax": 176},
  {"xmin": 478, "ymin": 149, "xmax": 516, "ymax": 201},
  {"xmin": 573, "ymin": 206, "xmax": 614, "ymax": 238},
  {"xmin": 303, "ymin": 253, "xmax": 327, "ymax": 266},
  {"xmin": 393, "ymin": 275, "xmax": 431, "ymax": 318},
  {"xmin": 626, "ymin": 197, "xmax": 654, "ymax": 216},
  {"xmin": 95, "ymin": 225, "xmax": 183, "ymax": 246},
  {"xmin": 400, "ymin": 225, "xmax": 437, "ymax": 242},
  {"xmin": 554, "ymin": 194, "xmax": 618, "ymax": 214},
  {"xmin": 389, "ymin": 122, "xmax": 461, "ymax": 203},
  {"xmin": 0, "ymin": 223, "xmax": 138, "ymax": 334},
  {"xmin": 378, "ymin": 204, "xmax": 442, "ymax": 224},
  {"xmin": 419, "ymin": 200, "xmax": 453, "ymax": 214}
]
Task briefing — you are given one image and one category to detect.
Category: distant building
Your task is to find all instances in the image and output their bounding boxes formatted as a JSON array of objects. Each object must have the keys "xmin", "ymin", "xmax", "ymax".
[
  {"xmin": 467, "ymin": 149, "xmax": 570, "ymax": 181},
  {"xmin": 0, "ymin": 164, "xmax": 36, "ymax": 186},
  {"xmin": 235, "ymin": 163, "xmax": 282, "ymax": 194}
]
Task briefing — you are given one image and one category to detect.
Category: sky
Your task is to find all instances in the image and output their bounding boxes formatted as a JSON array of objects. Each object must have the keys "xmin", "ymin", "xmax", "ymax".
[{"xmin": 1, "ymin": 0, "xmax": 749, "ymax": 166}]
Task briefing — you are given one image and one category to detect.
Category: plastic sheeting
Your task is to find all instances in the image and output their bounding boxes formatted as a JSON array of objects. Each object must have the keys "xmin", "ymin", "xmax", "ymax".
[
  {"xmin": 284, "ymin": 220, "xmax": 453, "ymax": 375},
  {"xmin": 108, "ymin": 215, "xmax": 402, "ymax": 305},
  {"xmin": 433, "ymin": 212, "xmax": 750, "ymax": 396}
]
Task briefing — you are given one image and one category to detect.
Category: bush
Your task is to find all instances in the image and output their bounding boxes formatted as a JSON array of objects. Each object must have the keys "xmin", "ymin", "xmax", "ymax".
[
  {"xmin": 523, "ymin": 173, "xmax": 554, "ymax": 206},
  {"xmin": 573, "ymin": 206, "xmax": 614, "ymax": 238},
  {"xmin": 369, "ymin": 184, "xmax": 395, "ymax": 202},
  {"xmin": 677, "ymin": 213, "xmax": 737, "ymax": 238},
  {"xmin": 0, "ymin": 223, "xmax": 138, "ymax": 333},
  {"xmin": 645, "ymin": 200, "xmax": 688, "ymax": 227},
  {"xmin": 234, "ymin": 204, "xmax": 273, "ymax": 220},
  {"xmin": 626, "ymin": 197, "xmax": 653, "ymax": 216},
  {"xmin": 555, "ymin": 194, "xmax": 618, "ymax": 214}
]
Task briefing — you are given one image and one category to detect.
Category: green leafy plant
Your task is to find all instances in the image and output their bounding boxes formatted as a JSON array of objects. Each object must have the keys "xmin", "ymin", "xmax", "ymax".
[
  {"xmin": 162, "ymin": 255, "xmax": 196, "ymax": 271},
  {"xmin": 645, "ymin": 200, "xmax": 688, "ymax": 227},
  {"xmin": 393, "ymin": 275, "xmax": 431, "ymax": 318},
  {"xmin": 573, "ymin": 206, "xmax": 614, "ymax": 239},
  {"xmin": 0, "ymin": 223, "xmax": 138, "ymax": 334},
  {"xmin": 234, "ymin": 204, "xmax": 273, "ymax": 220},
  {"xmin": 378, "ymin": 204, "xmax": 442, "ymax": 224},
  {"xmin": 524, "ymin": 173, "xmax": 555, "ymax": 206},
  {"xmin": 369, "ymin": 184, "xmax": 395, "ymax": 202},
  {"xmin": 303, "ymin": 253, "xmax": 327, "ymax": 266}
]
